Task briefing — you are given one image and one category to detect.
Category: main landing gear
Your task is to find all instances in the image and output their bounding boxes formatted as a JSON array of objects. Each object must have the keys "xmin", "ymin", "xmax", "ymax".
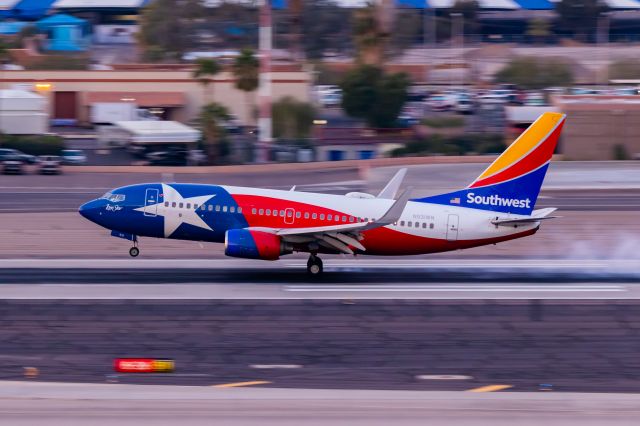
[
  {"xmin": 307, "ymin": 254, "xmax": 323, "ymax": 276},
  {"xmin": 129, "ymin": 240, "xmax": 139, "ymax": 257}
]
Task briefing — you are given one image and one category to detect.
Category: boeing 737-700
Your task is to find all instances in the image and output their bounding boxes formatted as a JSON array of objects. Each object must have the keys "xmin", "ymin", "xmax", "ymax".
[{"xmin": 79, "ymin": 112, "xmax": 565, "ymax": 275}]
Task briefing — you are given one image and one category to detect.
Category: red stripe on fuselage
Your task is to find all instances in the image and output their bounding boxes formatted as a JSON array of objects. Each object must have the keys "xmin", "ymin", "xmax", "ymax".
[
  {"xmin": 231, "ymin": 194, "xmax": 361, "ymax": 228},
  {"xmin": 470, "ymin": 121, "xmax": 564, "ymax": 189},
  {"xmin": 361, "ymin": 226, "xmax": 537, "ymax": 255}
]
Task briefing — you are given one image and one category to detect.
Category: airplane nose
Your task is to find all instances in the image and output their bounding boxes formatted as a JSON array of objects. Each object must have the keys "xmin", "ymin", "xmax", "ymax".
[{"xmin": 79, "ymin": 200, "xmax": 98, "ymax": 221}]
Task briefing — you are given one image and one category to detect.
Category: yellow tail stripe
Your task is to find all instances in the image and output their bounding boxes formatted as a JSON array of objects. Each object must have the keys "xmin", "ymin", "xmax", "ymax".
[
  {"xmin": 475, "ymin": 112, "xmax": 564, "ymax": 181},
  {"xmin": 467, "ymin": 384, "xmax": 513, "ymax": 393},
  {"xmin": 213, "ymin": 380, "xmax": 272, "ymax": 388}
]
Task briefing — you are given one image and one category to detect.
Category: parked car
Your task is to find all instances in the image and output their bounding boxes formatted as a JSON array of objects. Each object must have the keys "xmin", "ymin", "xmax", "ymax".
[
  {"xmin": 147, "ymin": 150, "xmax": 188, "ymax": 166},
  {"xmin": 427, "ymin": 94, "xmax": 454, "ymax": 111},
  {"xmin": 61, "ymin": 149, "xmax": 87, "ymax": 165},
  {"xmin": 454, "ymin": 94, "xmax": 474, "ymax": 114},
  {"xmin": 38, "ymin": 155, "xmax": 62, "ymax": 175},
  {"xmin": 0, "ymin": 148, "xmax": 37, "ymax": 164},
  {"xmin": 2, "ymin": 155, "xmax": 25, "ymax": 174}
]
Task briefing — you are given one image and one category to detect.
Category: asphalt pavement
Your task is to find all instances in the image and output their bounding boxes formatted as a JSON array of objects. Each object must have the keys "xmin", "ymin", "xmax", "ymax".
[
  {"xmin": 3, "ymin": 384, "xmax": 640, "ymax": 426},
  {"xmin": 1, "ymin": 298, "xmax": 640, "ymax": 392}
]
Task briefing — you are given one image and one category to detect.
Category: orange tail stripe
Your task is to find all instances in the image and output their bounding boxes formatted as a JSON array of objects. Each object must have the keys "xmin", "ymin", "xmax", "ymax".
[
  {"xmin": 470, "ymin": 120, "xmax": 564, "ymax": 188},
  {"xmin": 474, "ymin": 112, "xmax": 565, "ymax": 182}
]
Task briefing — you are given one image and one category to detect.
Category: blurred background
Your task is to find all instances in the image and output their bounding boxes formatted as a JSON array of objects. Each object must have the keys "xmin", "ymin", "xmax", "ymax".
[{"xmin": 1, "ymin": 1, "xmax": 640, "ymax": 424}]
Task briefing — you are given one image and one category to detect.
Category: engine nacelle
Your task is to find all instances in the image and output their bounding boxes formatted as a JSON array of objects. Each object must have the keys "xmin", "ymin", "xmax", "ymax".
[{"xmin": 225, "ymin": 229, "xmax": 287, "ymax": 261}]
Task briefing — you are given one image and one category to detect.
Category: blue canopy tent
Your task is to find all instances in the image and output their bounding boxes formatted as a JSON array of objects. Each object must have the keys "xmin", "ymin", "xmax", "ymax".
[{"xmin": 36, "ymin": 13, "xmax": 89, "ymax": 51}]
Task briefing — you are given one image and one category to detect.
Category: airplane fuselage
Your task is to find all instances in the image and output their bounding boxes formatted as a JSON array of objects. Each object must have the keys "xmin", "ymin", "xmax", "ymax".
[{"xmin": 80, "ymin": 182, "xmax": 538, "ymax": 257}]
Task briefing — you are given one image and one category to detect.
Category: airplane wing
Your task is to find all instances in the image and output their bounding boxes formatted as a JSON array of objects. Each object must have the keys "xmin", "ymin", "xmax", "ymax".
[
  {"xmin": 491, "ymin": 208, "xmax": 559, "ymax": 226},
  {"xmin": 250, "ymin": 188, "xmax": 413, "ymax": 255}
]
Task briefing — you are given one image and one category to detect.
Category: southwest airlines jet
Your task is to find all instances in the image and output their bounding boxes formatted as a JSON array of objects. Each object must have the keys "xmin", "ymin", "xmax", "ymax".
[{"xmin": 79, "ymin": 112, "xmax": 565, "ymax": 275}]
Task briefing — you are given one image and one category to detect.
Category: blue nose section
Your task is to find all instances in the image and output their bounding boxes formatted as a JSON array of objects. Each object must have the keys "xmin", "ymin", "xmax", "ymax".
[{"xmin": 79, "ymin": 199, "xmax": 101, "ymax": 223}]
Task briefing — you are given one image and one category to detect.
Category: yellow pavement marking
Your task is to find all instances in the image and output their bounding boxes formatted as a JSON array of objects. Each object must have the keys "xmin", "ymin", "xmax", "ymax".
[
  {"xmin": 467, "ymin": 384, "xmax": 513, "ymax": 393},
  {"xmin": 213, "ymin": 380, "xmax": 272, "ymax": 388}
]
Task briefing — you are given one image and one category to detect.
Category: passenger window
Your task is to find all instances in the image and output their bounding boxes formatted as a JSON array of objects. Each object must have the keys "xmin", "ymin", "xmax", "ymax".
[
  {"xmin": 415, "ymin": 222, "xmax": 420, "ymax": 228},
  {"xmin": 238, "ymin": 207, "xmax": 242, "ymax": 214},
  {"xmin": 172, "ymin": 202, "xmax": 176, "ymax": 208},
  {"xmin": 230, "ymin": 206, "xmax": 235, "ymax": 213},
  {"xmin": 215, "ymin": 205, "xmax": 221, "ymax": 212},
  {"xmin": 259, "ymin": 209, "xmax": 264, "ymax": 215},
  {"xmin": 223, "ymin": 206, "xmax": 228, "ymax": 212},
  {"xmin": 179, "ymin": 202, "xmax": 184, "ymax": 209},
  {"xmin": 400, "ymin": 221, "xmax": 405, "ymax": 226},
  {"xmin": 208, "ymin": 205, "xmax": 213, "ymax": 211},
  {"xmin": 320, "ymin": 214, "xmax": 325, "ymax": 220},
  {"xmin": 422, "ymin": 222, "xmax": 426, "ymax": 228},
  {"xmin": 164, "ymin": 202, "xmax": 169, "ymax": 207},
  {"xmin": 304, "ymin": 212, "xmax": 309, "ymax": 219},
  {"xmin": 430, "ymin": 223, "xmax": 434, "ymax": 229},
  {"xmin": 408, "ymin": 221, "xmax": 412, "ymax": 227},
  {"xmin": 327, "ymin": 214, "xmax": 332, "ymax": 220},
  {"xmin": 349, "ymin": 217, "xmax": 354, "ymax": 223},
  {"xmin": 287, "ymin": 210, "xmax": 293, "ymax": 217},
  {"xmin": 266, "ymin": 209, "xmax": 271, "ymax": 216},
  {"xmin": 342, "ymin": 216, "xmax": 347, "ymax": 222},
  {"xmin": 296, "ymin": 211, "xmax": 301, "ymax": 218},
  {"xmin": 252, "ymin": 208, "xmax": 257, "ymax": 214},
  {"xmin": 280, "ymin": 210, "xmax": 285, "ymax": 217},
  {"xmin": 312, "ymin": 213, "xmax": 317, "ymax": 219}
]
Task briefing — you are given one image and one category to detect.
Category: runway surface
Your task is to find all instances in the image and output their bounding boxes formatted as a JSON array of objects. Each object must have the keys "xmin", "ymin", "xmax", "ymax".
[
  {"xmin": 3, "ymin": 383, "xmax": 640, "ymax": 426},
  {"xmin": 1, "ymin": 298, "xmax": 640, "ymax": 392}
]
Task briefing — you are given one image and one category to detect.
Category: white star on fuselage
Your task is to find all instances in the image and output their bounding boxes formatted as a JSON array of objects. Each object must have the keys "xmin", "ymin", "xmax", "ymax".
[{"xmin": 135, "ymin": 184, "xmax": 215, "ymax": 237}]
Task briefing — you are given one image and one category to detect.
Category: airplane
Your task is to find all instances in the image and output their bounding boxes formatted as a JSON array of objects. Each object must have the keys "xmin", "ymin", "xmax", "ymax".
[{"xmin": 79, "ymin": 112, "xmax": 565, "ymax": 275}]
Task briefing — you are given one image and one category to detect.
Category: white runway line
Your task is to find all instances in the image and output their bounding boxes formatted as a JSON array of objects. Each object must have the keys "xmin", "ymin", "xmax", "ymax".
[{"xmin": 285, "ymin": 285, "xmax": 626, "ymax": 293}]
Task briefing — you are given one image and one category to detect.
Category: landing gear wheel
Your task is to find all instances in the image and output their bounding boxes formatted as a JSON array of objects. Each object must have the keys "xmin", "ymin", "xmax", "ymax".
[
  {"xmin": 307, "ymin": 255, "xmax": 323, "ymax": 276},
  {"xmin": 129, "ymin": 247, "xmax": 140, "ymax": 257}
]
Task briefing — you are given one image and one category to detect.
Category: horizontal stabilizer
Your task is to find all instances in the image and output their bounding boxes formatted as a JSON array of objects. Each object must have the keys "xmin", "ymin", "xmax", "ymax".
[{"xmin": 491, "ymin": 207, "xmax": 559, "ymax": 226}]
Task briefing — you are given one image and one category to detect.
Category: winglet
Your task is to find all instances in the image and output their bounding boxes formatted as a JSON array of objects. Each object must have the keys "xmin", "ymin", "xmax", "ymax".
[
  {"xmin": 377, "ymin": 168, "xmax": 407, "ymax": 199},
  {"xmin": 364, "ymin": 186, "xmax": 412, "ymax": 229}
]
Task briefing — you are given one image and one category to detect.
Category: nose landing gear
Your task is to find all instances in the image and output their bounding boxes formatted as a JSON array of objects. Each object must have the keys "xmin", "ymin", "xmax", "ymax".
[
  {"xmin": 129, "ymin": 240, "xmax": 139, "ymax": 257},
  {"xmin": 307, "ymin": 254, "xmax": 323, "ymax": 276}
]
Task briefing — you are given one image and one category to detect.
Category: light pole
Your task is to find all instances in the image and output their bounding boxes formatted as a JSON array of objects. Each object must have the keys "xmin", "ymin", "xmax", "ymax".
[
  {"xmin": 257, "ymin": 0, "xmax": 273, "ymax": 163},
  {"xmin": 598, "ymin": 12, "xmax": 610, "ymax": 87},
  {"xmin": 450, "ymin": 12, "xmax": 463, "ymax": 89}
]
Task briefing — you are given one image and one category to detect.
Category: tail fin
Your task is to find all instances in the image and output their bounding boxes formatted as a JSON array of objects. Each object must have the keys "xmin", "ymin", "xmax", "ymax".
[{"xmin": 416, "ymin": 112, "xmax": 566, "ymax": 216}]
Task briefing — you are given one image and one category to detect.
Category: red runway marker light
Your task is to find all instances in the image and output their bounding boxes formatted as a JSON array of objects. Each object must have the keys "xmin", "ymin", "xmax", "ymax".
[{"xmin": 114, "ymin": 358, "xmax": 175, "ymax": 373}]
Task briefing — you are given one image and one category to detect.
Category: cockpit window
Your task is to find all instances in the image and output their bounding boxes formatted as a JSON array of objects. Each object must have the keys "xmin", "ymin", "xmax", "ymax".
[{"xmin": 100, "ymin": 192, "xmax": 125, "ymax": 202}]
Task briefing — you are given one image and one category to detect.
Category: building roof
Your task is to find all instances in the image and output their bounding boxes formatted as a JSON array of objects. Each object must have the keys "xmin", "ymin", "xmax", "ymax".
[
  {"xmin": 84, "ymin": 92, "xmax": 186, "ymax": 107},
  {"xmin": 114, "ymin": 120, "xmax": 201, "ymax": 144}
]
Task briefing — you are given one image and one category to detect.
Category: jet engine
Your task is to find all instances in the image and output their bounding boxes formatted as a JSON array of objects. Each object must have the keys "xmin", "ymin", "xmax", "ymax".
[{"xmin": 224, "ymin": 229, "xmax": 290, "ymax": 260}]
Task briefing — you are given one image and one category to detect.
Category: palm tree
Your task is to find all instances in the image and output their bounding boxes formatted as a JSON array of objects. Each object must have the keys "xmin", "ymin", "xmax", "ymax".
[
  {"xmin": 192, "ymin": 58, "xmax": 222, "ymax": 103},
  {"xmin": 232, "ymin": 49, "xmax": 259, "ymax": 126},
  {"xmin": 199, "ymin": 102, "xmax": 230, "ymax": 165}
]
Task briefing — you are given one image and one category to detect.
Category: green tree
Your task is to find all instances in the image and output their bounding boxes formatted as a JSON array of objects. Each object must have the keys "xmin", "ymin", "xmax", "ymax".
[
  {"xmin": 137, "ymin": 0, "xmax": 204, "ymax": 61},
  {"xmin": 494, "ymin": 57, "xmax": 574, "ymax": 89},
  {"xmin": 193, "ymin": 58, "xmax": 222, "ymax": 103},
  {"xmin": 526, "ymin": 18, "xmax": 551, "ymax": 44},
  {"xmin": 272, "ymin": 97, "xmax": 315, "ymax": 140},
  {"xmin": 450, "ymin": 0, "xmax": 480, "ymax": 39},
  {"xmin": 555, "ymin": 0, "xmax": 607, "ymax": 42},
  {"xmin": 340, "ymin": 65, "xmax": 410, "ymax": 128},
  {"xmin": 232, "ymin": 48, "xmax": 259, "ymax": 126},
  {"xmin": 199, "ymin": 102, "xmax": 230, "ymax": 165},
  {"xmin": 299, "ymin": 0, "xmax": 352, "ymax": 59},
  {"xmin": 352, "ymin": 1, "xmax": 394, "ymax": 65}
]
